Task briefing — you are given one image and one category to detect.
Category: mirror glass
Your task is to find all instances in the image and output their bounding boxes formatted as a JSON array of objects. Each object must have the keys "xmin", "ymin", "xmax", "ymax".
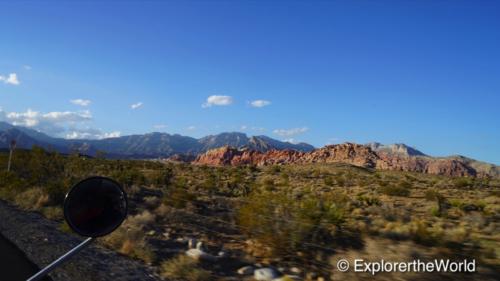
[{"xmin": 64, "ymin": 177, "xmax": 127, "ymax": 237}]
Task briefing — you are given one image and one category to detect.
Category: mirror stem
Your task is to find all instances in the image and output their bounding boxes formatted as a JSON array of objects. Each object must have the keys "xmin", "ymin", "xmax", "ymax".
[{"xmin": 27, "ymin": 237, "xmax": 94, "ymax": 281}]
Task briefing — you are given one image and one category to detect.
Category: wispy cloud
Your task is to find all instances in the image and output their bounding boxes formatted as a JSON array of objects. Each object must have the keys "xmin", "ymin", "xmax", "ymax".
[
  {"xmin": 186, "ymin": 125, "xmax": 196, "ymax": 131},
  {"xmin": 23, "ymin": 65, "xmax": 32, "ymax": 70},
  {"xmin": 0, "ymin": 107, "xmax": 119, "ymax": 140},
  {"xmin": 130, "ymin": 102, "xmax": 143, "ymax": 110},
  {"xmin": 70, "ymin": 99, "xmax": 91, "ymax": 106},
  {"xmin": 65, "ymin": 129, "xmax": 121, "ymax": 140},
  {"xmin": 250, "ymin": 99, "xmax": 271, "ymax": 108},
  {"xmin": 0, "ymin": 73, "xmax": 20, "ymax": 85},
  {"xmin": 5, "ymin": 109, "xmax": 92, "ymax": 128},
  {"xmin": 202, "ymin": 95, "xmax": 233, "ymax": 108},
  {"xmin": 273, "ymin": 127, "xmax": 309, "ymax": 137}
]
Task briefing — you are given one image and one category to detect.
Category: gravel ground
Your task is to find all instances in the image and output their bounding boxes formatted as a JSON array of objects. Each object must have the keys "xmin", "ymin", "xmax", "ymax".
[{"xmin": 0, "ymin": 200, "xmax": 162, "ymax": 281}]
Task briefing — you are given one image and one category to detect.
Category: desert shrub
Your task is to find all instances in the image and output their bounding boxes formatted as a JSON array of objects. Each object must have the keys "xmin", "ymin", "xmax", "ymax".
[
  {"xmin": 163, "ymin": 187, "xmax": 196, "ymax": 209},
  {"xmin": 335, "ymin": 176, "xmax": 346, "ymax": 187},
  {"xmin": 324, "ymin": 176, "xmax": 334, "ymax": 186},
  {"xmin": 128, "ymin": 210, "xmax": 156, "ymax": 229},
  {"xmin": 449, "ymin": 199, "xmax": 485, "ymax": 212},
  {"xmin": 425, "ymin": 189, "xmax": 442, "ymax": 201},
  {"xmin": 378, "ymin": 185, "xmax": 410, "ymax": 197},
  {"xmin": 147, "ymin": 167, "xmax": 173, "ymax": 187},
  {"xmin": 45, "ymin": 181, "xmax": 67, "ymax": 205},
  {"xmin": 280, "ymin": 173, "xmax": 290, "ymax": 186},
  {"xmin": 268, "ymin": 165, "xmax": 281, "ymax": 174},
  {"xmin": 143, "ymin": 196, "xmax": 161, "ymax": 210},
  {"xmin": 14, "ymin": 188, "xmax": 49, "ymax": 210},
  {"xmin": 41, "ymin": 206, "xmax": 63, "ymax": 220},
  {"xmin": 430, "ymin": 206, "xmax": 441, "ymax": 217},
  {"xmin": 425, "ymin": 189, "xmax": 449, "ymax": 216},
  {"xmin": 112, "ymin": 168, "xmax": 145, "ymax": 188},
  {"xmin": 261, "ymin": 177, "xmax": 275, "ymax": 191},
  {"xmin": 454, "ymin": 178, "xmax": 471, "ymax": 189},
  {"xmin": 160, "ymin": 255, "xmax": 212, "ymax": 281},
  {"xmin": 357, "ymin": 195, "xmax": 381, "ymax": 206},
  {"xmin": 201, "ymin": 172, "xmax": 217, "ymax": 195},
  {"xmin": 121, "ymin": 239, "xmax": 156, "ymax": 264},
  {"xmin": 0, "ymin": 171, "xmax": 27, "ymax": 200},
  {"xmin": 237, "ymin": 191, "xmax": 346, "ymax": 259},
  {"xmin": 410, "ymin": 220, "xmax": 437, "ymax": 246},
  {"xmin": 377, "ymin": 180, "xmax": 388, "ymax": 187},
  {"xmin": 59, "ymin": 221, "xmax": 72, "ymax": 233},
  {"xmin": 102, "ymin": 214, "xmax": 156, "ymax": 264}
]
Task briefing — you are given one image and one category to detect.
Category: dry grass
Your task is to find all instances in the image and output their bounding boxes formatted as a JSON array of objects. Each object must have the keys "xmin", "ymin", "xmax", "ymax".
[{"xmin": 160, "ymin": 255, "xmax": 212, "ymax": 281}]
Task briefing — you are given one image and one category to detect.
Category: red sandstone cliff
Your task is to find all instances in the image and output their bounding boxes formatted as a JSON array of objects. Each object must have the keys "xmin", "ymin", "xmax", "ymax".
[{"xmin": 193, "ymin": 143, "xmax": 487, "ymax": 178}]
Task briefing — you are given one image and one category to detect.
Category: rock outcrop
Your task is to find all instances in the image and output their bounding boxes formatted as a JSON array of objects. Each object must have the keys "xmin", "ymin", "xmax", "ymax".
[{"xmin": 193, "ymin": 143, "xmax": 494, "ymax": 178}]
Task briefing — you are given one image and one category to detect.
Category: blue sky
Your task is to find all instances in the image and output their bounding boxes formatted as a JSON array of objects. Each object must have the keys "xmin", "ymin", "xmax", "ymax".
[{"xmin": 0, "ymin": 1, "xmax": 499, "ymax": 164}]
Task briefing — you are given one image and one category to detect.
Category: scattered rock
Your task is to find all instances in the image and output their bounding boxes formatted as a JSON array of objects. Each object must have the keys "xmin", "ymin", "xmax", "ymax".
[
  {"xmin": 254, "ymin": 268, "xmax": 281, "ymax": 281},
  {"xmin": 185, "ymin": 241, "xmax": 217, "ymax": 262},
  {"xmin": 217, "ymin": 251, "xmax": 228, "ymax": 258},
  {"xmin": 237, "ymin": 265, "xmax": 254, "ymax": 275}
]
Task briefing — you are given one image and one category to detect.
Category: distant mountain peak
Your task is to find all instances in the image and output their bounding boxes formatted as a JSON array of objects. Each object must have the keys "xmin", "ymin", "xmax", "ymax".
[{"xmin": 367, "ymin": 142, "xmax": 427, "ymax": 157}]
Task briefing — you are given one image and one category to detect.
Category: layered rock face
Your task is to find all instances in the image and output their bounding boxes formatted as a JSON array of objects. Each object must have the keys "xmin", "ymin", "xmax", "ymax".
[{"xmin": 193, "ymin": 143, "xmax": 490, "ymax": 178}]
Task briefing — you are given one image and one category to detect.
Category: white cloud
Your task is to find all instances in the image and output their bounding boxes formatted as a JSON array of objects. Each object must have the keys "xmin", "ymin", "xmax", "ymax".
[
  {"xmin": 102, "ymin": 131, "xmax": 121, "ymax": 138},
  {"xmin": 5, "ymin": 109, "xmax": 41, "ymax": 127},
  {"xmin": 202, "ymin": 95, "xmax": 233, "ymax": 108},
  {"xmin": 65, "ymin": 129, "xmax": 121, "ymax": 140},
  {"xmin": 273, "ymin": 127, "xmax": 309, "ymax": 137},
  {"xmin": 250, "ymin": 99, "xmax": 271, "ymax": 108},
  {"xmin": 186, "ymin": 126, "xmax": 196, "ymax": 131},
  {"xmin": 23, "ymin": 65, "xmax": 32, "ymax": 70},
  {"xmin": 0, "ymin": 73, "xmax": 20, "ymax": 85},
  {"xmin": 283, "ymin": 138, "xmax": 298, "ymax": 144},
  {"xmin": 131, "ymin": 102, "xmax": 143, "ymax": 109},
  {"xmin": 154, "ymin": 124, "xmax": 167, "ymax": 130},
  {"xmin": 43, "ymin": 110, "xmax": 92, "ymax": 123},
  {"xmin": 5, "ymin": 109, "xmax": 92, "ymax": 131},
  {"xmin": 70, "ymin": 99, "xmax": 91, "ymax": 106},
  {"xmin": 0, "ymin": 107, "xmax": 120, "ymax": 140},
  {"xmin": 240, "ymin": 125, "xmax": 248, "ymax": 130}
]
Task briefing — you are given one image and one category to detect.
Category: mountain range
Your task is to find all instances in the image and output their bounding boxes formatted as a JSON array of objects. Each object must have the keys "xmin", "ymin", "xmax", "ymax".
[
  {"xmin": 1, "ymin": 121, "xmax": 498, "ymax": 178},
  {"xmin": 0, "ymin": 121, "xmax": 314, "ymax": 158}
]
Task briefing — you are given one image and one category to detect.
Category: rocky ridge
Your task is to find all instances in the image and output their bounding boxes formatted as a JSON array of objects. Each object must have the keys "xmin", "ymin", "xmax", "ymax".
[{"xmin": 193, "ymin": 143, "xmax": 498, "ymax": 178}]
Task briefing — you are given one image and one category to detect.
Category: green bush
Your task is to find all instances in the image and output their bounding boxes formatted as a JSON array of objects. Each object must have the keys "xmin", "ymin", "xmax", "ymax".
[{"xmin": 379, "ymin": 185, "xmax": 410, "ymax": 197}]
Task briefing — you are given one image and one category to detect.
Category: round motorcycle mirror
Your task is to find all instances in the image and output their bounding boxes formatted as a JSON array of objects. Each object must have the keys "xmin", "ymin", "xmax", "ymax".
[{"xmin": 63, "ymin": 176, "xmax": 128, "ymax": 238}]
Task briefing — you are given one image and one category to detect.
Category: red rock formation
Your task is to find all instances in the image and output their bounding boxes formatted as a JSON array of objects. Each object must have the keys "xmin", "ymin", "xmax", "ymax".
[{"xmin": 193, "ymin": 143, "xmax": 483, "ymax": 177}]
